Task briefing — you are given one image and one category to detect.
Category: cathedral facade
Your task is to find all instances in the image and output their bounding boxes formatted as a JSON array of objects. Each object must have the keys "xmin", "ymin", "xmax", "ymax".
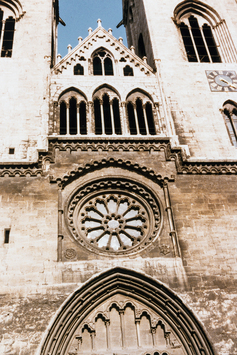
[{"xmin": 0, "ymin": 0, "xmax": 237, "ymax": 354}]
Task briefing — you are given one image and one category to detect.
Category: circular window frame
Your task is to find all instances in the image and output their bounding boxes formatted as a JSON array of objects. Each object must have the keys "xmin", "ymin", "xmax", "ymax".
[{"xmin": 65, "ymin": 177, "xmax": 163, "ymax": 256}]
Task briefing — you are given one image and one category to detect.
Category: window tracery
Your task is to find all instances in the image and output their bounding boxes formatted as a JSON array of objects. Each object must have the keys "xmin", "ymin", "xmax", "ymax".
[
  {"xmin": 93, "ymin": 49, "xmax": 114, "ymax": 76},
  {"xmin": 174, "ymin": 0, "xmax": 237, "ymax": 63},
  {"xmin": 59, "ymin": 90, "xmax": 87, "ymax": 135},
  {"xmin": 0, "ymin": 8, "xmax": 15, "ymax": 57},
  {"xmin": 65, "ymin": 178, "xmax": 162, "ymax": 256},
  {"xmin": 222, "ymin": 101, "xmax": 237, "ymax": 147},
  {"xmin": 126, "ymin": 92, "xmax": 156, "ymax": 135},
  {"xmin": 93, "ymin": 88, "xmax": 121, "ymax": 135},
  {"xmin": 179, "ymin": 15, "xmax": 221, "ymax": 63},
  {"xmin": 67, "ymin": 296, "xmax": 185, "ymax": 355}
]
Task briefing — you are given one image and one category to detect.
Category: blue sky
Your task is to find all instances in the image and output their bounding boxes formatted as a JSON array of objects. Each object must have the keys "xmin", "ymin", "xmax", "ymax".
[{"xmin": 58, "ymin": 0, "xmax": 127, "ymax": 57}]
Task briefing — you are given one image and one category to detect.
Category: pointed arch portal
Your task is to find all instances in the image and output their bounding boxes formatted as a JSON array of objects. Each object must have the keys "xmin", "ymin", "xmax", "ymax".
[{"xmin": 40, "ymin": 268, "xmax": 215, "ymax": 355}]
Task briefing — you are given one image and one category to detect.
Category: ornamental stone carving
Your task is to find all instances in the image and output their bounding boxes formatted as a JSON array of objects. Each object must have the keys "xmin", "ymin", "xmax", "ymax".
[{"xmin": 65, "ymin": 178, "xmax": 162, "ymax": 256}]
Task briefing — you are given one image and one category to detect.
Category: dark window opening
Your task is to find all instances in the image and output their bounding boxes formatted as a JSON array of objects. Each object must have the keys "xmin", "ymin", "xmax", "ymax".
[
  {"xmin": 127, "ymin": 102, "xmax": 137, "ymax": 135},
  {"xmin": 94, "ymin": 98, "xmax": 102, "ymax": 134},
  {"xmin": 136, "ymin": 98, "xmax": 146, "ymax": 135},
  {"xmin": 138, "ymin": 33, "xmax": 146, "ymax": 59},
  {"xmin": 145, "ymin": 102, "xmax": 156, "ymax": 135},
  {"xmin": 202, "ymin": 24, "xmax": 221, "ymax": 63},
  {"xmin": 1, "ymin": 17, "xmax": 15, "ymax": 58},
  {"xmin": 123, "ymin": 65, "xmax": 134, "ymax": 76},
  {"xmin": 129, "ymin": 6, "xmax": 133, "ymax": 22},
  {"xmin": 180, "ymin": 22, "xmax": 198, "ymax": 62},
  {"xmin": 74, "ymin": 63, "xmax": 84, "ymax": 75},
  {"xmin": 93, "ymin": 56, "xmax": 102, "ymax": 75},
  {"xmin": 104, "ymin": 57, "xmax": 113, "ymax": 75},
  {"xmin": 113, "ymin": 98, "xmax": 122, "ymax": 135},
  {"xmin": 60, "ymin": 101, "xmax": 67, "ymax": 135},
  {"xmin": 223, "ymin": 103, "xmax": 237, "ymax": 147},
  {"xmin": 69, "ymin": 97, "xmax": 77, "ymax": 135},
  {"xmin": 80, "ymin": 101, "xmax": 87, "ymax": 135},
  {"xmin": 9, "ymin": 148, "xmax": 15, "ymax": 154},
  {"xmin": 189, "ymin": 16, "xmax": 209, "ymax": 62},
  {"xmin": 98, "ymin": 50, "xmax": 106, "ymax": 57},
  {"xmin": 0, "ymin": 9, "xmax": 3, "ymax": 42},
  {"xmin": 119, "ymin": 57, "xmax": 126, "ymax": 62},
  {"xmin": 103, "ymin": 94, "xmax": 112, "ymax": 135},
  {"xmin": 4, "ymin": 229, "xmax": 10, "ymax": 244}
]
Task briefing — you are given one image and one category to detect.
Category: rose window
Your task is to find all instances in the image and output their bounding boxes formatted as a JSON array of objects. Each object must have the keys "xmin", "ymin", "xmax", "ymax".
[{"xmin": 66, "ymin": 179, "xmax": 161, "ymax": 256}]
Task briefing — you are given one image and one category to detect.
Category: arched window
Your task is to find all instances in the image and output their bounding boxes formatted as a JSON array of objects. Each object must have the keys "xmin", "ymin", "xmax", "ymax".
[
  {"xmin": 179, "ymin": 16, "xmax": 221, "ymax": 63},
  {"xmin": 60, "ymin": 101, "xmax": 67, "ymax": 135},
  {"xmin": 0, "ymin": 9, "xmax": 15, "ymax": 58},
  {"xmin": 93, "ymin": 87, "xmax": 121, "ymax": 135},
  {"xmin": 222, "ymin": 101, "xmax": 237, "ymax": 147},
  {"xmin": 126, "ymin": 91, "xmax": 156, "ymax": 135},
  {"xmin": 123, "ymin": 65, "xmax": 134, "ymax": 76},
  {"xmin": 138, "ymin": 33, "xmax": 146, "ymax": 59},
  {"xmin": 174, "ymin": 0, "xmax": 237, "ymax": 63},
  {"xmin": 58, "ymin": 90, "xmax": 87, "ymax": 135},
  {"xmin": 74, "ymin": 63, "xmax": 84, "ymax": 75},
  {"xmin": 69, "ymin": 97, "xmax": 77, "ymax": 135},
  {"xmin": 93, "ymin": 49, "xmax": 114, "ymax": 76}
]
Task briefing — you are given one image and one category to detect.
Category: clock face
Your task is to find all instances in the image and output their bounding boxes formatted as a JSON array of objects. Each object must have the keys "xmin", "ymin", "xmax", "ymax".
[{"xmin": 206, "ymin": 70, "xmax": 237, "ymax": 92}]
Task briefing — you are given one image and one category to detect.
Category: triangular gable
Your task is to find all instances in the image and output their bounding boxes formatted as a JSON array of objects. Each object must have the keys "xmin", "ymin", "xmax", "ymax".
[{"xmin": 53, "ymin": 23, "xmax": 154, "ymax": 76}]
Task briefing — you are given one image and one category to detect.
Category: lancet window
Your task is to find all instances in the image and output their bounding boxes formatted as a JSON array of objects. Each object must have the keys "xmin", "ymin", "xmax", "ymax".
[
  {"xmin": 179, "ymin": 15, "xmax": 221, "ymax": 63},
  {"xmin": 59, "ymin": 90, "xmax": 87, "ymax": 135},
  {"xmin": 222, "ymin": 101, "xmax": 237, "ymax": 147},
  {"xmin": 126, "ymin": 92, "xmax": 156, "ymax": 135},
  {"xmin": 138, "ymin": 33, "xmax": 146, "ymax": 59},
  {"xmin": 93, "ymin": 88, "xmax": 121, "ymax": 135},
  {"xmin": 93, "ymin": 49, "xmax": 114, "ymax": 76},
  {"xmin": 0, "ymin": 8, "xmax": 15, "ymax": 57}
]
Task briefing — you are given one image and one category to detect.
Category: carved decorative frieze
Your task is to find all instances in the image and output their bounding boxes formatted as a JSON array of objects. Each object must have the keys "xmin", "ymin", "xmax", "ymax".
[
  {"xmin": 0, "ymin": 138, "xmax": 237, "ymax": 177},
  {"xmin": 50, "ymin": 157, "xmax": 172, "ymax": 189}
]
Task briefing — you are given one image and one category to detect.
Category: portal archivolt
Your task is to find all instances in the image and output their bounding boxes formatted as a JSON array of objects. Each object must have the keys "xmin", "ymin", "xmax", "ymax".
[{"xmin": 40, "ymin": 268, "xmax": 215, "ymax": 355}]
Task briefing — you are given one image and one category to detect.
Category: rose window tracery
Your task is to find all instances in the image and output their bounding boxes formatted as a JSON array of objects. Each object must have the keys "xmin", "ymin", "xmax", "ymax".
[{"xmin": 66, "ymin": 179, "xmax": 162, "ymax": 256}]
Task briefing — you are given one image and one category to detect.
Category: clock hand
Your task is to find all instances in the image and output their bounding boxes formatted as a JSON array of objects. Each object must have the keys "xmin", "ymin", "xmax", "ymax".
[{"xmin": 219, "ymin": 77, "xmax": 237, "ymax": 89}]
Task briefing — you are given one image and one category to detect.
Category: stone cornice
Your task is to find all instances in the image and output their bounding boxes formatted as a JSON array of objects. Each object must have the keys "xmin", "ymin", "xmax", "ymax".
[{"xmin": 0, "ymin": 137, "xmax": 236, "ymax": 178}]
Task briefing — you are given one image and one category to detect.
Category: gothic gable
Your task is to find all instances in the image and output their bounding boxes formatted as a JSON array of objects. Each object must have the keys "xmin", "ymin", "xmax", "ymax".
[{"xmin": 53, "ymin": 23, "xmax": 154, "ymax": 77}]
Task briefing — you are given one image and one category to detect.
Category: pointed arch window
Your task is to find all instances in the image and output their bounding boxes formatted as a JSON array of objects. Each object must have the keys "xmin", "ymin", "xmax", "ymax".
[
  {"xmin": 93, "ymin": 88, "xmax": 121, "ymax": 135},
  {"xmin": 58, "ymin": 90, "xmax": 87, "ymax": 135},
  {"xmin": 174, "ymin": 0, "xmax": 237, "ymax": 63},
  {"xmin": 0, "ymin": 9, "xmax": 16, "ymax": 58},
  {"xmin": 222, "ymin": 101, "xmax": 237, "ymax": 147},
  {"xmin": 93, "ymin": 50, "xmax": 114, "ymax": 76},
  {"xmin": 126, "ymin": 92, "xmax": 156, "ymax": 135},
  {"xmin": 179, "ymin": 16, "xmax": 221, "ymax": 63},
  {"xmin": 138, "ymin": 33, "xmax": 146, "ymax": 59}
]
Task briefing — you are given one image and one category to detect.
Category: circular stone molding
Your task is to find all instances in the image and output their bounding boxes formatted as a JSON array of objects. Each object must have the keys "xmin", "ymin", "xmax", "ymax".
[{"xmin": 65, "ymin": 178, "xmax": 162, "ymax": 256}]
